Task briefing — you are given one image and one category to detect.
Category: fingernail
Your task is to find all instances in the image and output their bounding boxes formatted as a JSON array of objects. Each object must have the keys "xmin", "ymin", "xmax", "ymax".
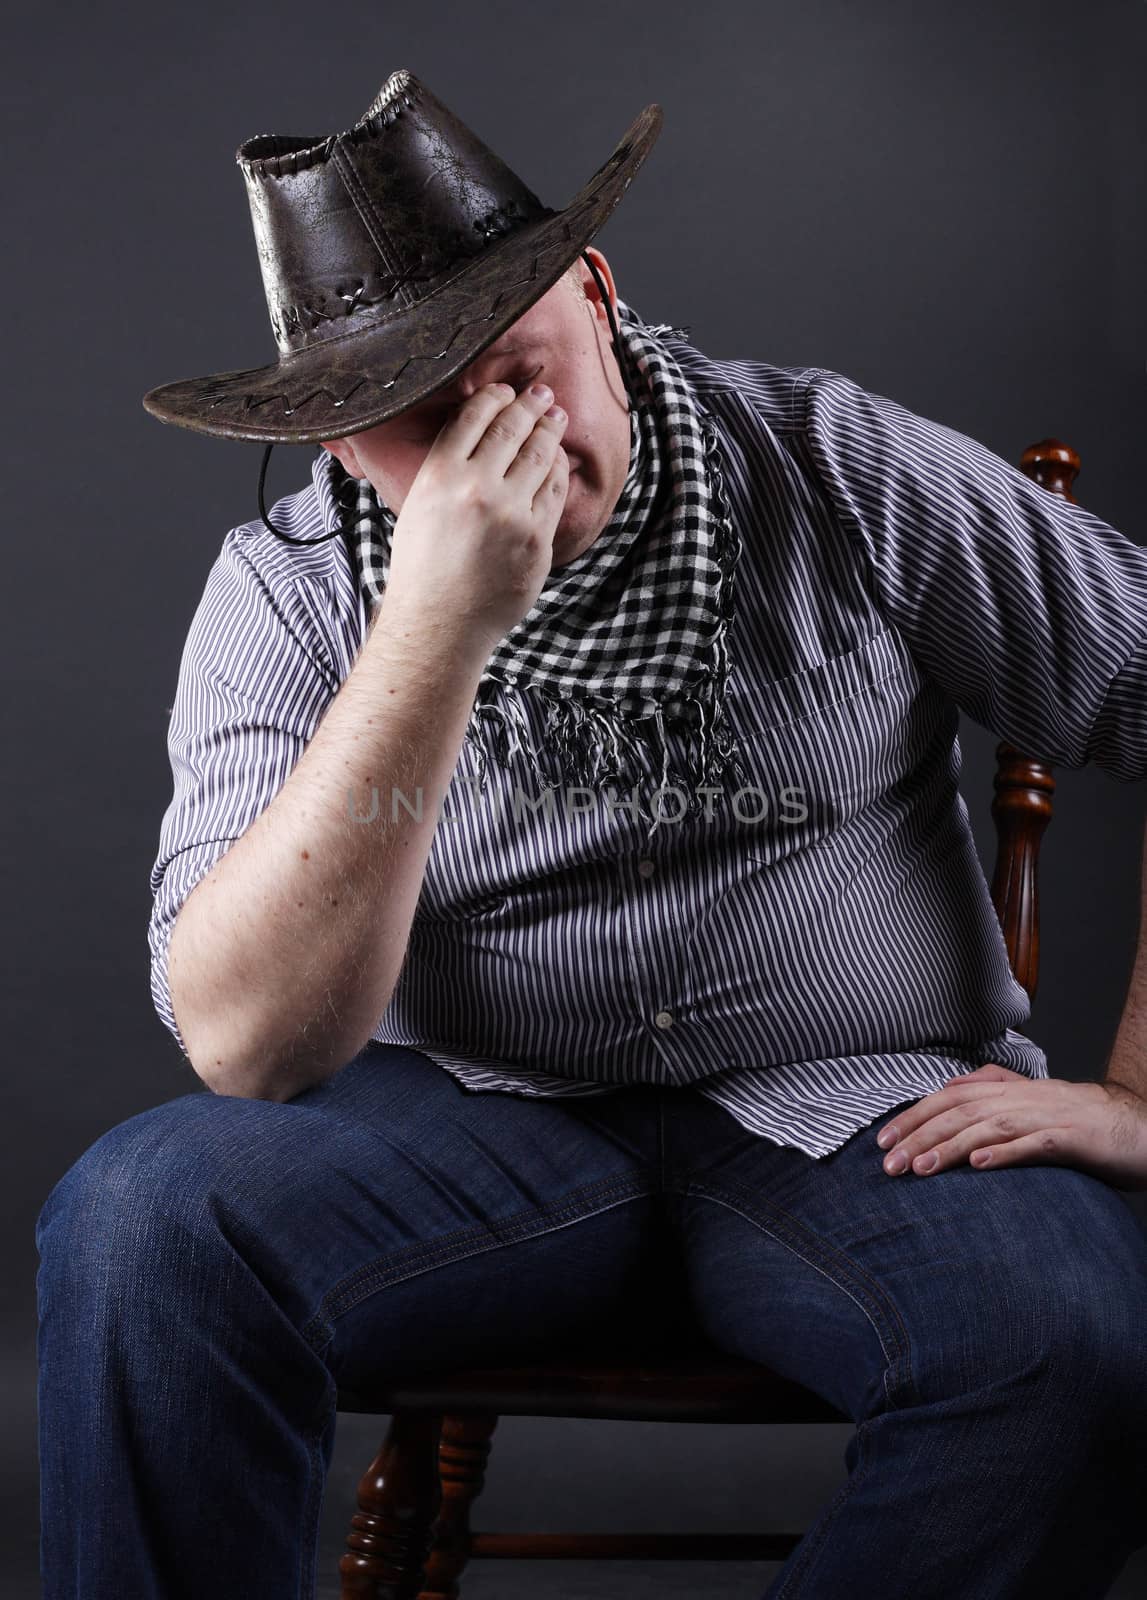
[
  {"xmin": 877, "ymin": 1127, "xmax": 897, "ymax": 1149},
  {"xmin": 545, "ymin": 404, "xmax": 565, "ymax": 420},
  {"xmin": 916, "ymin": 1152, "xmax": 938, "ymax": 1173},
  {"xmin": 885, "ymin": 1151, "xmax": 907, "ymax": 1174},
  {"xmin": 530, "ymin": 383, "xmax": 553, "ymax": 400}
]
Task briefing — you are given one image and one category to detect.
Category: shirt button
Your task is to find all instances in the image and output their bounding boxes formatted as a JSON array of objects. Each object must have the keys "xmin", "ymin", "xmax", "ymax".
[
  {"xmin": 637, "ymin": 858, "xmax": 655, "ymax": 878},
  {"xmin": 654, "ymin": 1010, "xmax": 674, "ymax": 1030}
]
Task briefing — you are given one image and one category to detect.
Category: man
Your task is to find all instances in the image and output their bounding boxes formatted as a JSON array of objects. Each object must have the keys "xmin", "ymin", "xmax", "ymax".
[{"xmin": 36, "ymin": 68, "xmax": 1147, "ymax": 1598}]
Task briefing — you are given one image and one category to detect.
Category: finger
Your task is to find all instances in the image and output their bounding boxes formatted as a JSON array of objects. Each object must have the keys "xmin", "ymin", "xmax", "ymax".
[
  {"xmin": 878, "ymin": 1101, "xmax": 995, "ymax": 1173},
  {"xmin": 427, "ymin": 381, "xmax": 518, "ymax": 460},
  {"xmin": 880, "ymin": 1071, "xmax": 1062, "ymax": 1157},
  {"xmin": 504, "ymin": 406, "xmax": 567, "ymax": 492},
  {"xmin": 945, "ymin": 1064, "xmax": 1017, "ymax": 1085},
  {"xmin": 470, "ymin": 381, "xmax": 557, "ymax": 474},
  {"xmin": 889, "ymin": 1107, "xmax": 1047, "ymax": 1177},
  {"xmin": 876, "ymin": 1080, "xmax": 1010, "ymax": 1150},
  {"xmin": 531, "ymin": 440, "xmax": 570, "ymax": 518},
  {"xmin": 964, "ymin": 1128, "xmax": 1075, "ymax": 1170}
]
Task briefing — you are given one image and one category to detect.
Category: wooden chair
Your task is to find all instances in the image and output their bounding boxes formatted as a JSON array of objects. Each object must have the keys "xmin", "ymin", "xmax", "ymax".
[{"xmin": 333, "ymin": 440, "xmax": 1078, "ymax": 1599}]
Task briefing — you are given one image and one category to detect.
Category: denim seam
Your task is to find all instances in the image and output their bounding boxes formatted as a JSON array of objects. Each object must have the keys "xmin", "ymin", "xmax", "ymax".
[
  {"xmin": 300, "ymin": 1170, "xmax": 658, "ymax": 1350},
  {"xmin": 300, "ymin": 1415, "xmax": 331, "ymax": 1600},
  {"xmin": 772, "ymin": 1416, "xmax": 882, "ymax": 1596},
  {"xmin": 675, "ymin": 1177, "xmax": 916, "ymax": 1411}
]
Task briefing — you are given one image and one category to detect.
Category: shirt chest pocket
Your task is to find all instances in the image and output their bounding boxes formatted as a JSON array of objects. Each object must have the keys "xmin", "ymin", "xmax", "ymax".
[{"xmin": 724, "ymin": 627, "xmax": 921, "ymax": 844}]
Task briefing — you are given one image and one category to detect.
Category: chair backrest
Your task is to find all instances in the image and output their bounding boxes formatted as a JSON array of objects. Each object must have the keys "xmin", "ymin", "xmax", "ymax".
[{"xmin": 987, "ymin": 439, "xmax": 1080, "ymax": 1001}]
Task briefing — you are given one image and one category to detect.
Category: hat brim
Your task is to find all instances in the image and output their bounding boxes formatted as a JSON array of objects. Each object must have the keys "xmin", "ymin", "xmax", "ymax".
[{"xmin": 141, "ymin": 103, "xmax": 662, "ymax": 446}]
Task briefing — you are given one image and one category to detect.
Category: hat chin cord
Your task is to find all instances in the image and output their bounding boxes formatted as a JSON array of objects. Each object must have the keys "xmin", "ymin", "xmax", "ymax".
[{"xmin": 256, "ymin": 250, "xmax": 637, "ymax": 547}]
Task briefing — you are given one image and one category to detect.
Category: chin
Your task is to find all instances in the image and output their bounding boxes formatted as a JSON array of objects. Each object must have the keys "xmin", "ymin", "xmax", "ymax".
[{"xmin": 550, "ymin": 517, "xmax": 592, "ymax": 566}]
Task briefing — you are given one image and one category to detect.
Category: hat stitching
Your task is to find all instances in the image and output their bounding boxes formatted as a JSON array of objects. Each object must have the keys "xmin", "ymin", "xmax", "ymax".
[
  {"xmin": 329, "ymin": 142, "xmax": 405, "ymax": 285},
  {"xmin": 144, "ymin": 81, "xmax": 660, "ymax": 441},
  {"xmin": 272, "ymin": 197, "xmax": 544, "ymax": 347},
  {"xmin": 197, "ymin": 197, "xmax": 600, "ymax": 410},
  {"xmin": 204, "ymin": 225, "xmax": 577, "ymax": 416},
  {"xmin": 358, "ymin": 66, "xmax": 416, "ymax": 123},
  {"xmin": 236, "ymin": 81, "xmax": 425, "ymax": 183}
]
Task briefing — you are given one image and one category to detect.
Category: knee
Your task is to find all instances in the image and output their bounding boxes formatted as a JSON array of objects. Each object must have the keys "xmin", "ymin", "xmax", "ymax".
[
  {"xmin": 35, "ymin": 1091, "xmax": 270, "ymax": 1281},
  {"xmin": 969, "ymin": 1264, "xmax": 1147, "ymax": 1456},
  {"xmin": 918, "ymin": 1228, "xmax": 1147, "ymax": 1422},
  {"xmin": 1050, "ymin": 1290, "xmax": 1147, "ymax": 1432},
  {"xmin": 1035, "ymin": 1293, "xmax": 1147, "ymax": 1518}
]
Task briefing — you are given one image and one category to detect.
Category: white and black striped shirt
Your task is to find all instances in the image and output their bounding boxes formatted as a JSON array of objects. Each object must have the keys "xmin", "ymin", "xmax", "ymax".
[{"xmin": 148, "ymin": 338, "xmax": 1147, "ymax": 1155}]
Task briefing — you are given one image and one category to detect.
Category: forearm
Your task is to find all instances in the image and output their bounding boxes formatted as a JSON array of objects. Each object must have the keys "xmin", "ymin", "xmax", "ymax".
[
  {"xmin": 1101, "ymin": 819, "xmax": 1147, "ymax": 1097},
  {"xmin": 167, "ymin": 593, "xmax": 490, "ymax": 1101}
]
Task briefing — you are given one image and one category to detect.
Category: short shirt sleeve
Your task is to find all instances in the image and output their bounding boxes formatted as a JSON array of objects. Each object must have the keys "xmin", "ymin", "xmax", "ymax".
[
  {"xmin": 147, "ymin": 532, "xmax": 338, "ymax": 1057},
  {"xmin": 796, "ymin": 367, "xmax": 1147, "ymax": 781},
  {"xmin": 1086, "ymin": 635, "xmax": 1147, "ymax": 781}
]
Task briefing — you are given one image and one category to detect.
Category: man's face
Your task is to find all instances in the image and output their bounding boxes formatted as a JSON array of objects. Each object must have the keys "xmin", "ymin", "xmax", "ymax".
[{"xmin": 320, "ymin": 248, "xmax": 632, "ymax": 570}]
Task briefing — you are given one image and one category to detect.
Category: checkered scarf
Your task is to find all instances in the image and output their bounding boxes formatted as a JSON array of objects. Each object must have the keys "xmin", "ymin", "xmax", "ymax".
[{"xmin": 327, "ymin": 298, "xmax": 749, "ymax": 842}]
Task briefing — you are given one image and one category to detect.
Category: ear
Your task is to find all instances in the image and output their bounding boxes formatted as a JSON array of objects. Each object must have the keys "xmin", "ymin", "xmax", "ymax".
[
  {"xmin": 580, "ymin": 247, "xmax": 618, "ymax": 329},
  {"xmin": 319, "ymin": 437, "xmax": 365, "ymax": 478}
]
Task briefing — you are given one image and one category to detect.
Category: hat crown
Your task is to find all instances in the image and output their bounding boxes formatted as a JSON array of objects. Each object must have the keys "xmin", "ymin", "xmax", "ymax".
[
  {"xmin": 236, "ymin": 69, "xmax": 554, "ymax": 356},
  {"xmin": 142, "ymin": 77, "xmax": 661, "ymax": 444}
]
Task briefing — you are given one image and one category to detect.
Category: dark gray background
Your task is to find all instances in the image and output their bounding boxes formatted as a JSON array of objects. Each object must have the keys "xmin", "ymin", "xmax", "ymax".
[{"xmin": 6, "ymin": 1, "xmax": 1146, "ymax": 1594}]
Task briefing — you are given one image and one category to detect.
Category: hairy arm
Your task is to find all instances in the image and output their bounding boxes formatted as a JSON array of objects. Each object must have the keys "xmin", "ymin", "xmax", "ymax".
[{"xmin": 168, "ymin": 593, "xmax": 490, "ymax": 1102}]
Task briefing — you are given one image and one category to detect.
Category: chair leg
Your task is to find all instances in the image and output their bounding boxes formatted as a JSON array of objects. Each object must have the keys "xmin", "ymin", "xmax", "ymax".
[
  {"xmin": 339, "ymin": 1410, "xmax": 444, "ymax": 1599},
  {"xmin": 418, "ymin": 1411, "xmax": 500, "ymax": 1600}
]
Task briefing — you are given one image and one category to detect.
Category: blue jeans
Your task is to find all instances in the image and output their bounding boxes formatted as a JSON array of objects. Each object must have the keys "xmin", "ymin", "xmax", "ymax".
[{"xmin": 35, "ymin": 1043, "xmax": 1147, "ymax": 1598}]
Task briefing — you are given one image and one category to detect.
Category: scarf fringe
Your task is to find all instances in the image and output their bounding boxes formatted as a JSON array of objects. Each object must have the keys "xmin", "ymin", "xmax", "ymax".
[
  {"xmin": 463, "ymin": 655, "xmax": 753, "ymax": 844},
  {"xmin": 333, "ymin": 302, "xmax": 750, "ymax": 847}
]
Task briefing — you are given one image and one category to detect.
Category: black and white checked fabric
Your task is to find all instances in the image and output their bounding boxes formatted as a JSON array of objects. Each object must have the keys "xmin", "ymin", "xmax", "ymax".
[{"xmin": 329, "ymin": 300, "xmax": 750, "ymax": 843}]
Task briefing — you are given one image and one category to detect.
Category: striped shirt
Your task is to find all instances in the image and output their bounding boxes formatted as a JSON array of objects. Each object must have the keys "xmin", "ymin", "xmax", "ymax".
[{"xmin": 147, "ymin": 335, "xmax": 1147, "ymax": 1156}]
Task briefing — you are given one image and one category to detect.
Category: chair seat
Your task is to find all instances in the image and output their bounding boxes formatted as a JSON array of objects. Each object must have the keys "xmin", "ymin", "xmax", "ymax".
[{"xmin": 336, "ymin": 1349, "xmax": 850, "ymax": 1423}]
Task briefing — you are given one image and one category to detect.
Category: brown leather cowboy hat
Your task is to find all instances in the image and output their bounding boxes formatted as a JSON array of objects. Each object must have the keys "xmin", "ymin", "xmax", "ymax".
[{"xmin": 141, "ymin": 68, "xmax": 662, "ymax": 447}]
